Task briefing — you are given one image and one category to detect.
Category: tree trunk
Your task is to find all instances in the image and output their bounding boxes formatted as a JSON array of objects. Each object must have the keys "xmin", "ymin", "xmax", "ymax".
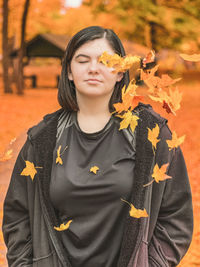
[
  {"xmin": 149, "ymin": 21, "xmax": 157, "ymax": 52},
  {"xmin": 2, "ymin": 0, "xmax": 12, "ymax": 94},
  {"xmin": 16, "ymin": 0, "xmax": 30, "ymax": 95}
]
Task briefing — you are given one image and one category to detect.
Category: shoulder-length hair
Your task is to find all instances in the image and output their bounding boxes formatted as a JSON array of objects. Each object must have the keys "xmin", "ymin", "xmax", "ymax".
[{"xmin": 58, "ymin": 26, "xmax": 130, "ymax": 112}]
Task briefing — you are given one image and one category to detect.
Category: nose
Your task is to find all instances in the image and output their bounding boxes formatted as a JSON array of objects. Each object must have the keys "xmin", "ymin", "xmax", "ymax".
[{"xmin": 88, "ymin": 60, "xmax": 99, "ymax": 73}]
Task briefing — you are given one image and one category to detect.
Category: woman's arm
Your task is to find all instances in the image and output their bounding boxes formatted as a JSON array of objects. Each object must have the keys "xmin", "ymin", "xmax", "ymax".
[
  {"xmin": 2, "ymin": 139, "xmax": 33, "ymax": 267},
  {"xmin": 148, "ymin": 124, "xmax": 193, "ymax": 267}
]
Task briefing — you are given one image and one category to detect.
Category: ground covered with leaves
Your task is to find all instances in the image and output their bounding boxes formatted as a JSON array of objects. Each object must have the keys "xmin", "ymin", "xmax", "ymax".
[{"xmin": 0, "ymin": 78, "xmax": 199, "ymax": 266}]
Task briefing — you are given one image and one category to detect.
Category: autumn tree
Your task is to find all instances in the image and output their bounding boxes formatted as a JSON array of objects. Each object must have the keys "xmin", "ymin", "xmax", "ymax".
[
  {"xmin": 16, "ymin": 0, "xmax": 30, "ymax": 95},
  {"xmin": 84, "ymin": 0, "xmax": 200, "ymax": 51},
  {"xmin": 2, "ymin": 0, "xmax": 12, "ymax": 93}
]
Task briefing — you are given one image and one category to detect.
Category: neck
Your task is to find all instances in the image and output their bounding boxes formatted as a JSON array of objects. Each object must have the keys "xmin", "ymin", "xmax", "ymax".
[
  {"xmin": 75, "ymin": 93, "xmax": 112, "ymax": 133},
  {"xmin": 76, "ymin": 93, "xmax": 111, "ymax": 118}
]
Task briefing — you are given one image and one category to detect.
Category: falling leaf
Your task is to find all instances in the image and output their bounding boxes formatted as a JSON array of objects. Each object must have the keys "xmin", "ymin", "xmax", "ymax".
[
  {"xmin": 21, "ymin": 160, "xmax": 42, "ymax": 181},
  {"xmin": 56, "ymin": 145, "xmax": 63, "ymax": 165},
  {"xmin": 98, "ymin": 51, "xmax": 122, "ymax": 67},
  {"xmin": 10, "ymin": 137, "xmax": 17, "ymax": 145},
  {"xmin": 99, "ymin": 51, "xmax": 141, "ymax": 73},
  {"xmin": 113, "ymin": 80, "xmax": 141, "ymax": 113},
  {"xmin": 180, "ymin": 53, "xmax": 200, "ymax": 62},
  {"xmin": 162, "ymin": 100, "xmax": 172, "ymax": 114},
  {"xmin": 159, "ymin": 74, "xmax": 181, "ymax": 88},
  {"xmin": 117, "ymin": 110, "xmax": 139, "ymax": 132},
  {"xmin": 152, "ymin": 163, "xmax": 172, "ymax": 183},
  {"xmin": 166, "ymin": 131, "xmax": 185, "ymax": 150},
  {"xmin": 168, "ymin": 87, "xmax": 182, "ymax": 114},
  {"xmin": 54, "ymin": 220, "xmax": 73, "ymax": 231},
  {"xmin": 121, "ymin": 198, "xmax": 148, "ymax": 218},
  {"xmin": 140, "ymin": 65, "xmax": 159, "ymax": 92},
  {"xmin": 142, "ymin": 50, "xmax": 156, "ymax": 68},
  {"xmin": 90, "ymin": 166, "xmax": 99, "ymax": 174},
  {"xmin": 149, "ymin": 87, "xmax": 182, "ymax": 115},
  {"xmin": 0, "ymin": 149, "xmax": 13, "ymax": 162},
  {"xmin": 147, "ymin": 124, "xmax": 160, "ymax": 152}
]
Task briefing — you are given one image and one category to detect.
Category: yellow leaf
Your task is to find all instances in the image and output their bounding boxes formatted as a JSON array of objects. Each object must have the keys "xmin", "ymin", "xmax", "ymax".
[
  {"xmin": 118, "ymin": 110, "xmax": 139, "ymax": 132},
  {"xmin": 54, "ymin": 220, "xmax": 73, "ymax": 231},
  {"xmin": 121, "ymin": 198, "xmax": 148, "ymax": 218},
  {"xmin": 10, "ymin": 137, "xmax": 17, "ymax": 145},
  {"xmin": 168, "ymin": 87, "xmax": 182, "ymax": 114},
  {"xmin": 0, "ymin": 149, "xmax": 13, "ymax": 162},
  {"xmin": 152, "ymin": 163, "xmax": 172, "ymax": 183},
  {"xmin": 147, "ymin": 124, "xmax": 160, "ymax": 151},
  {"xmin": 180, "ymin": 53, "xmax": 200, "ymax": 62},
  {"xmin": 149, "ymin": 87, "xmax": 182, "ymax": 115},
  {"xmin": 166, "ymin": 131, "xmax": 185, "ymax": 150},
  {"xmin": 113, "ymin": 80, "xmax": 141, "ymax": 113},
  {"xmin": 90, "ymin": 166, "xmax": 99, "ymax": 174},
  {"xmin": 99, "ymin": 51, "xmax": 141, "ymax": 73},
  {"xmin": 56, "ymin": 145, "xmax": 63, "ymax": 165},
  {"xmin": 149, "ymin": 90, "xmax": 169, "ymax": 104},
  {"xmin": 21, "ymin": 161, "xmax": 42, "ymax": 181}
]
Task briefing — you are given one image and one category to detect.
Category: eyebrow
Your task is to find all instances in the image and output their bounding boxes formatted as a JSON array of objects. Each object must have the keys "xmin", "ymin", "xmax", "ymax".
[{"xmin": 75, "ymin": 54, "xmax": 90, "ymax": 59}]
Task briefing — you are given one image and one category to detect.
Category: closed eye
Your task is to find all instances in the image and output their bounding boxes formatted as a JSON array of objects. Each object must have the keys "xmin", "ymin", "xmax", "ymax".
[{"xmin": 78, "ymin": 61, "xmax": 89, "ymax": 63}]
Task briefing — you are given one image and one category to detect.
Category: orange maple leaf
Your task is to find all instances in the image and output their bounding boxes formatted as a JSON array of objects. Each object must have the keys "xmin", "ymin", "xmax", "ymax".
[
  {"xmin": 166, "ymin": 131, "xmax": 185, "ymax": 150},
  {"xmin": 99, "ymin": 51, "xmax": 141, "ymax": 73},
  {"xmin": 142, "ymin": 50, "xmax": 156, "ymax": 68},
  {"xmin": 21, "ymin": 160, "xmax": 42, "ymax": 181},
  {"xmin": 149, "ymin": 87, "xmax": 182, "ymax": 115},
  {"xmin": 167, "ymin": 87, "xmax": 182, "ymax": 114},
  {"xmin": 180, "ymin": 53, "xmax": 200, "ymax": 62},
  {"xmin": 10, "ymin": 137, "xmax": 17, "ymax": 145},
  {"xmin": 117, "ymin": 110, "xmax": 139, "ymax": 132},
  {"xmin": 147, "ymin": 124, "xmax": 160, "ymax": 153},
  {"xmin": 144, "ymin": 163, "xmax": 172, "ymax": 187},
  {"xmin": 54, "ymin": 220, "xmax": 73, "ymax": 231},
  {"xmin": 158, "ymin": 74, "xmax": 181, "ymax": 88},
  {"xmin": 121, "ymin": 198, "xmax": 148, "ymax": 218},
  {"xmin": 113, "ymin": 80, "xmax": 141, "ymax": 113},
  {"xmin": 152, "ymin": 163, "xmax": 172, "ymax": 183},
  {"xmin": 90, "ymin": 166, "xmax": 99, "ymax": 174},
  {"xmin": 141, "ymin": 66, "xmax": 181, "ymax": 95},
  {"xmin": 0, "ymin": 149, "xmax": 13, "ymax": 162}
]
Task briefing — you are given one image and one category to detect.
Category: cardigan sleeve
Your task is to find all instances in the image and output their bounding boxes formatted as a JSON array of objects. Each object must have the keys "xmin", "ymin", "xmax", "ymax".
[
  {"xmin": 148, "ymin": 123, "xmax": 193, "ymax": 267},
  {"xmin": 2, "ymin": 139, "xmax": 33, "ymax": 267}
]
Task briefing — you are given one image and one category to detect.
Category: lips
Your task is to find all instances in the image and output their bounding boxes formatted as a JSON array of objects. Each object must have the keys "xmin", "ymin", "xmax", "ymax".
[{"xmin": 85, "ymin": 79, "xmax": 102, "ymax": 83}]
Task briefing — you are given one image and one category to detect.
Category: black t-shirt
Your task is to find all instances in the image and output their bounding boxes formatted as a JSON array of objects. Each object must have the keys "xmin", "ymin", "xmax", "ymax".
[{"xmin": 50, "ymin": 111, "xmax": 136, "ymax": 267}]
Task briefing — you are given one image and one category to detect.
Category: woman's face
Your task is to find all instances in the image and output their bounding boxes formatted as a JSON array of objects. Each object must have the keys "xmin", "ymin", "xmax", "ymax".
[{"xmin": 68, "ymin": 38, "xmax": 123, "ymax": 99}]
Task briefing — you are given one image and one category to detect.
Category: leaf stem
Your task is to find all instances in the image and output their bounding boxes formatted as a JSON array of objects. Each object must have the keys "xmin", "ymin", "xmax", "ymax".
[
  {"xmin": 121, "ymin": 198, "xmax": 131, "ymax": 207},
  {"xmin": 152, "ymin": 145, "xmax": 155, "ymax": 155},
  {"xmin": 143, "ymin": 179, "xmax": 154, "ymax": 187}
]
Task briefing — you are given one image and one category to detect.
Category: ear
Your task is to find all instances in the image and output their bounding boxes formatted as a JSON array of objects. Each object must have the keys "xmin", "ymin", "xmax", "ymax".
[
  {"xmin": 68, "ymin": 71, "xmax": 73, "ymax": 81},
  {"xmin": 116, "ymin": 72, "xmax": 123, "ymax": 82},
  {"xmin": 68, "ymin": 66, "xmax": 73, "ymax": 81}
]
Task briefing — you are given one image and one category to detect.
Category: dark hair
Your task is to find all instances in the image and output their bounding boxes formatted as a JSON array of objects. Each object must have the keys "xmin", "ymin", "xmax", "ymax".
[{"xmin": 58, "ymin": 26, "xmax": 130, "ymax": 112}]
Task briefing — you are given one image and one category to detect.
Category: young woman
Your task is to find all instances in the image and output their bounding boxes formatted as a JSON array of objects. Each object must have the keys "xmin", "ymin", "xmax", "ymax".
[{"xmin": 2, "ymin": 26, "xmax": 193, "ymax": 267}]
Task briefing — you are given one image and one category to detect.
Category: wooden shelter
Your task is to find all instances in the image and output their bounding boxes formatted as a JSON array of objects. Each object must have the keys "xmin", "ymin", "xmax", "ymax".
[
  {"xmin": 11, "ymin": 33, "xmax": 70, "ymax": 87},
  {"xmin": 11, "ymin": 33, "xmax": 70, "ymax": 59}
]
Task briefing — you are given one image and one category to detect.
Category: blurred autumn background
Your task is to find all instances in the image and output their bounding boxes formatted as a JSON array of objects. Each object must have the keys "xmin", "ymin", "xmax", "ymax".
[{"xmin": 0, "ymin": 0, "xmax": 200, "ymax": 266}]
